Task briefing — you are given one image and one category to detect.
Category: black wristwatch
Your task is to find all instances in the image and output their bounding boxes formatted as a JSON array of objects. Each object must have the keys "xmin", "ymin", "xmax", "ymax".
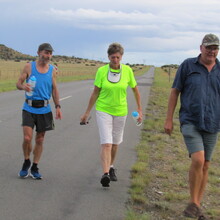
[{"xmin": 55, "ymin": 104, "xmax": 61, "ymax": 109}]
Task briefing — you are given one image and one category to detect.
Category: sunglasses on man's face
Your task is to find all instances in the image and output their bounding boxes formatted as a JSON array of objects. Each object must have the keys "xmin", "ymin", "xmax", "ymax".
[{"xmin": 205, "ymin": 46, "xmax": 219, "ymax": 51}]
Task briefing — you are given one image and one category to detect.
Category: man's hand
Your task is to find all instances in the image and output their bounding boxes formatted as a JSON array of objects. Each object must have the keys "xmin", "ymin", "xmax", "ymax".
[
  {"xmin": 55, "ymin": 108, "xmax": 62, "ymax": 120},
  {"xmin": 164, "ymin": 120, "xmax": 173, "ymax": 136}
]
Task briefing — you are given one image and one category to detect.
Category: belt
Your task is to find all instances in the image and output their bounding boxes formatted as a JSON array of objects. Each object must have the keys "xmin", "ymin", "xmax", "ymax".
[{"xmin": 26, "ymin": 99, "xmax": 49, "ymax": 108}]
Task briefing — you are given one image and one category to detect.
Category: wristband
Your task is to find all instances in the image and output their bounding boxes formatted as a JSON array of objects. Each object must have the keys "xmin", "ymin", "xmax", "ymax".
[{"xmin": 55, "ymin": 104, "xmax": 61, "ymax": 109}]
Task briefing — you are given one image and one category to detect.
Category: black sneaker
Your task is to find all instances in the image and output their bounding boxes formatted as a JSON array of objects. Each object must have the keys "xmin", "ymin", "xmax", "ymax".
[
  {"xmin": 198, "ymin": 214, "xmax": 207, "ymax": 220},
  {"xmin": 109, "ymin": 167, "xmax": 117, "ymax": 181},
  {"xmin": 100, "ymin": 174, "xmax": 110, "ymax": 187},
  {"xmin": 18, "ymin": 160, "xmax": 31, "ymax": 178},
  {"xmin": 183, "ymin": 203, "xmax": 201, "ymax": 218}
]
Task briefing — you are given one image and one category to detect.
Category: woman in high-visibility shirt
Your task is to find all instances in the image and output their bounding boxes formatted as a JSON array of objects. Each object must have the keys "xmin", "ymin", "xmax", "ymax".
[{"xmin": 81, "ymin": 43, "xmax": 142, "ymax": 187}]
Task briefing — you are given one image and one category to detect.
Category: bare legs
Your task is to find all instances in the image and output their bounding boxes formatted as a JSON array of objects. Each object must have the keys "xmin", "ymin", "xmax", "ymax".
[
  {"xmin": 101, "ymin": 143, "xmax": 118, "ymax": 173},
  {"xmin": 22, "ymin": 126, "xmax": 45, "ymax": 164},
  {"xmin": 189, "ymin": 151, "xmax": 209, "ymax": 207},
  {"xmin": 22, "ymin": 126, "xmax": 33, "ymax": 160}
]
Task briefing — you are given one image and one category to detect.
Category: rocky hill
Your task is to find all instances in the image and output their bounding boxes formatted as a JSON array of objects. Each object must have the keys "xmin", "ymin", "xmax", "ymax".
[
  {"xmin": 0, "ymin": 44, "xmax": 35, "ymax": 61},
  {"xmin": 0, "ymin": 44, "xmax": 104, "ymax": 64}
]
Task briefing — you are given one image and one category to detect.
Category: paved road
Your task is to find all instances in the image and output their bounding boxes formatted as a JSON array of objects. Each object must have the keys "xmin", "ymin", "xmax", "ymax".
[{"xmin": 0, "ymin": 67, "xmax": 154, "ymax": 220}]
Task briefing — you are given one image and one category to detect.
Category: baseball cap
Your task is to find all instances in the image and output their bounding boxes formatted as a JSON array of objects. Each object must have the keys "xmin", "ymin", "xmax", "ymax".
[
  {"xmin": 107, "ymin": 66, "xmax": 121, "ymax": 83},
  {"xmin": 202, "ymin": 34, "xmax": 219, "ymax": 46},
  {"xmin": 38, "ymin": 43, "xmax": 54, "ymax": 52}
]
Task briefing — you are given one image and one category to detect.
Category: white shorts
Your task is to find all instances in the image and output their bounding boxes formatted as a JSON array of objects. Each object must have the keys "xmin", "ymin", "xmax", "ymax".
[{"xmin": 96, "ymin": 111, "xmax": 127, "ymax": 145}]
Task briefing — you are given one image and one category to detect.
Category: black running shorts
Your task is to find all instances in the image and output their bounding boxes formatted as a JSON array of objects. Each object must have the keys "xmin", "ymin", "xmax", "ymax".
[{"xmin": 22, "ymin": 110, "xmax": 54, "ymax": 132}]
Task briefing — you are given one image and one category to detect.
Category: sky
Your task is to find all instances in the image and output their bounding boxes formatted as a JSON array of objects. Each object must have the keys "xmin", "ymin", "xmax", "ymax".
[{"xmin": 1, "ymin": 0, "xmax": 220, "ymax": 66}]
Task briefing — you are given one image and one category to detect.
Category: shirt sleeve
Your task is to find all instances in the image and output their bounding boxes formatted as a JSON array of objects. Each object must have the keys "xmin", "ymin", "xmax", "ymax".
[
  {"xmin": 172, "ymin": 59, "xmax": 188, "ymax": 92},
  {"xmin": 94, "ymin": 68, "xmax": 102, "ymax": 88},
  {"xmin": 127, "ymin": 66, "xmax": 137, "ymax": 88}
]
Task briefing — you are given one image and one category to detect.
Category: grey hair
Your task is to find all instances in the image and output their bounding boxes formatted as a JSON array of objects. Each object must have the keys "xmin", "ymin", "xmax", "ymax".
[{"xmin": 107, "ymin": 43, "xmax": 124, "ymax": 56}]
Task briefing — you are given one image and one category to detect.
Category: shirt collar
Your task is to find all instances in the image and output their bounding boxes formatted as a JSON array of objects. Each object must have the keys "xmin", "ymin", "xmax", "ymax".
[
  {"xmin": 194, "ymin": 54, "xmax": 201, "ymax": 64},
  {"xmin": 194, "ymin": 54, "xmax": 220, "ymax": 66}
]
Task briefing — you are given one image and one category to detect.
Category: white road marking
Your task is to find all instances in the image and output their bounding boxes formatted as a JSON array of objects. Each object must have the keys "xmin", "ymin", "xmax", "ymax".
[{"xmin": 59, "ymin": 96, "xmax": 72, "ymax": 101}]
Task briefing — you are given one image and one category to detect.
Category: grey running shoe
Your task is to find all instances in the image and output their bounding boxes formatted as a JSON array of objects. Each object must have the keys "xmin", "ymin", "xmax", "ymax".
[{"xmin": 183, "ymin": 203, "xmax": 201, "ymax": 218}]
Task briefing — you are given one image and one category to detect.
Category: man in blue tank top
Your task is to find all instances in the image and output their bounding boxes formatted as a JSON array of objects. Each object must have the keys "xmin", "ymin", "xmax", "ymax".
[{"xmin": 16, "ymin": 43, "xmax": 62, "ymax": 179}]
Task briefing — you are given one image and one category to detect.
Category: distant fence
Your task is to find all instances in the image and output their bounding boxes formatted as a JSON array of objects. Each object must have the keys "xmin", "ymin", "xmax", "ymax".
[{"xmin": 0, "ymin": 69, "xmax": 22, "ymax": 81}]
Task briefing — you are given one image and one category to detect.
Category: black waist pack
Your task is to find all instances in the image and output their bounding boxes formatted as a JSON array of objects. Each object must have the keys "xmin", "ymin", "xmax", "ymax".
[{"xmin": 26, "ymin": 99, "xmax": 49, "ymax": 108}]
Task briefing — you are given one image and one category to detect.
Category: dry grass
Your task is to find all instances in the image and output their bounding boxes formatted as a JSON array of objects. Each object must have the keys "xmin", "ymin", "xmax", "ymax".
[
  {"xmin": 0, "ymin": 60, "xmax": 25, "ymax": 80},
  {"xmin": 0, "ymin": 59, "xmax": 149, "ymax": 92},
  {"xmin": 0, "ymin": 60, "xmax": 102, "ymax": 81}
]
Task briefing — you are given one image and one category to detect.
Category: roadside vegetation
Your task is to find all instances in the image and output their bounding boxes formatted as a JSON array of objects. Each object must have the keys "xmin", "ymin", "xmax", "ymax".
[
  {"xmin": 0, "ymin": 59, "xmax": 148, "ymax": 93},
  {"xmin": 125, "ymin": 67, "xmax": 220, "ymax": 219},
  {"xmin": 0, "ymin": 44, "xmax": 148, "ymax": 92}
]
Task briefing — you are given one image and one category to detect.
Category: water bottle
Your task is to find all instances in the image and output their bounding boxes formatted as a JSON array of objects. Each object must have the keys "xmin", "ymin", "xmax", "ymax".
[
  {"xmin": 132, "ymin": 111, "xmax": 142, "ymax": 126},
  {"xmin": 26, "ymin": 75, "xmax": 36, "ymax": 97}
]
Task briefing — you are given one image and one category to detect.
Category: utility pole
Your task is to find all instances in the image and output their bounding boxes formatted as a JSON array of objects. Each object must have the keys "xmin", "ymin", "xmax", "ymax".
[{"xmin": 168, "ymin": 66, "xmax": 171, "ymax": 82}]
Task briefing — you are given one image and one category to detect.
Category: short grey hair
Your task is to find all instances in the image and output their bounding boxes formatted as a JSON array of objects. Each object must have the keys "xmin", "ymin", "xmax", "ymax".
[{"xmin": 107, "ymin": 43, "xmax": 124, "ymax": 56}]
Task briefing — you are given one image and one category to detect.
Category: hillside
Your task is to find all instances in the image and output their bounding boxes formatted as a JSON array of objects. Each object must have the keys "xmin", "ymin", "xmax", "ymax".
[
  {"xmin": 0, "ymin": 44, "xmax": 35, "ymax": 61},
  {"xmin": 0, "ymin": 44, "xmax": 105, "ymax": 65}
]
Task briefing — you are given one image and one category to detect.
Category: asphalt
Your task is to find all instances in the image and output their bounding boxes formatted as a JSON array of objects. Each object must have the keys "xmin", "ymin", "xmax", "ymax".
[{"xmin": 0, "ymin": 67, "xmax": 154, "ymax": 220}]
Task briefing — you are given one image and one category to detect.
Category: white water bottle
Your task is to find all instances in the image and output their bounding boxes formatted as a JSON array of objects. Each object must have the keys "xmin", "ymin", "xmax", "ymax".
[
  {"xmin": 132, "ymin": 111, "xmax": 142, "ymax": 126},
  {"xmin": 26, "ymin": 75, "xmax": 36, "ymax": 97}
]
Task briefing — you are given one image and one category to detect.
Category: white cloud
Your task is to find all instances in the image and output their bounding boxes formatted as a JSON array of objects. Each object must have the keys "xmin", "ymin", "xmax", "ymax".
[
  {"xmin": 45, "ymin": 8, "xmax": 157, "ymax": 30},
  {"xmin": 1, "ymin": 0, "xmax": 220, "ymax": 65},
  {"xmin": 43, "ymin": 6, "xmax": 220, "ymax": 36}
]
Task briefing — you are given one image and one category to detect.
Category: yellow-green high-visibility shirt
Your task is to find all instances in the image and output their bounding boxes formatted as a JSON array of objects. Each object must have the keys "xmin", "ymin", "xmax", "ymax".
[{"xmin": 94, "ymin": 64, "xmax": 137, "ymax": 116}]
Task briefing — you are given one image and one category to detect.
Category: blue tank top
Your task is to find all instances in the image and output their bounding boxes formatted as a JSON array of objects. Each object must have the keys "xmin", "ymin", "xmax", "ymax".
[{"xmin": 23, "ymin": 61, "xmax": 53, "ymax": 114}]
